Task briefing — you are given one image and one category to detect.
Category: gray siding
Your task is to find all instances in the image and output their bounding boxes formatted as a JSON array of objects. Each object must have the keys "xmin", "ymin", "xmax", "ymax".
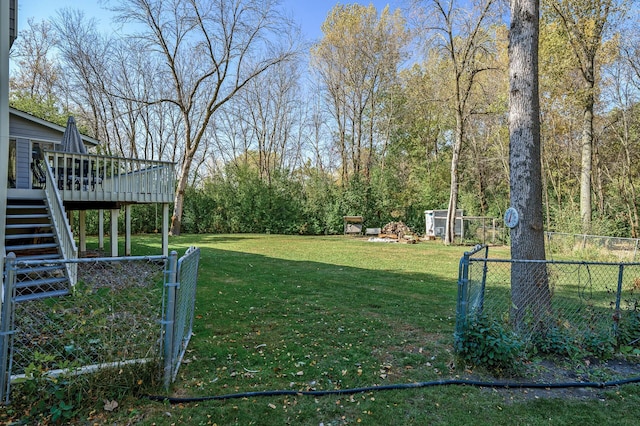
[
  {"xmin": 9, "ymin": 114, "xmax": 64, "ymax": 144},
  {"xmin": 15, "ymin": 138, "xmax": 31, "ymax": 189}
]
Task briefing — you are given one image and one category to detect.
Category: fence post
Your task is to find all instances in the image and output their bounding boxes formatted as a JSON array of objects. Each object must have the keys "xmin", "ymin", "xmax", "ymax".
[
  {"xmin": 478, "ymin": 245, "xmax": 489, "ymax": 315},
  {"xmin": 455, "ymin": 251, "xmax": 471, "ymax": 347},
  {"xmin": 0, "ymin": 253, "xmax": 16, "ymax": 404},
  {"xmin": 492, "ymin": 218, "xmax": 496, "ymax": 244},
  {"xmin": 613, "ymin": 264, "xmax": 625, "ymax": 337},
  {"xmin": 163, "ymin": 251, "xmax": 178, "ymax": 390}
]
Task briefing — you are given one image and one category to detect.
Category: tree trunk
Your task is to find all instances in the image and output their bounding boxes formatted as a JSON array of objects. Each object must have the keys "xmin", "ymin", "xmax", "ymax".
[
  {"xmin": 508, "ymin": 0, "xmax": 550, "ymax": 328},
  {"xmin": 445, "ymin": 113, "xmax": 463, "ymax": 245},
  {"xmin": 473, "ymin": 135, "xmax": 489, "ymax": 215},
  {"xmin": 170, "ymin": 150, "xmax": 195, "ymax": 236},
  {"xmin": 580, "ymin": 84, "xmax": 594, "ymax": 233}
]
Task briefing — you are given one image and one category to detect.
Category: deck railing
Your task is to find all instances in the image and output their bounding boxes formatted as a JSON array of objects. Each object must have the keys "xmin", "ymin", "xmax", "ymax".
[
  {"xmin": 44, "ymin": 151, "xmax": 175, "ymax": 204},
  {"xmin": 43, "ymin": 164, "xmax": 78, "ymax": 285}
]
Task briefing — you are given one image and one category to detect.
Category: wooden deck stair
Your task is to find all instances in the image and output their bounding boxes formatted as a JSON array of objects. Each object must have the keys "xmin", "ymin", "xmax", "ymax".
[{"xmin": 4, "ymin": 198, "xmax": 71, "ymax": 301}]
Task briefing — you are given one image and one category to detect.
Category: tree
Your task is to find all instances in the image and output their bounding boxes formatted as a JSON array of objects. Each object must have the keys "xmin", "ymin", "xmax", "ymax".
[
  {"xmin": 543, "ymin": 0, "xmax": 622, "ymax": 233},
  {"xmin": 9, "ymin": 18, "xmax": 59, "ymax": 101},
  {"xmin": 224, "ymin": 58, "xmax": 305, "ymax": 183},
  {"xmin": 538, "ymin": 17, "xmax": 584, "ymax": 231},
  {"xmin": 598, "ymin": 55, "xmax": 640, "ymax": 237},
  {"xmin": 110, "ymin": 0, "xmax": 300, "ymax": 235},
  {"xmin": 311, "ymin": 4, "xmax": 408, "ymax": 184},
  {"xmin": 53, "ymin": 9, "xmax": 118, "ymax": 144},
  {"xmin": 9, "ymin": 18, "xmax": 69, "ymax": 125},
  {"xmin": 414, "ymin": 0, "xmax": 501, "ymax": 244},
  {"xmin": 508, "ymin": 0, "xmax": 550, "ymax": 326},
  {"xmin": 389, "ymin": 63, "xmax": 453, "ymax": 212}
]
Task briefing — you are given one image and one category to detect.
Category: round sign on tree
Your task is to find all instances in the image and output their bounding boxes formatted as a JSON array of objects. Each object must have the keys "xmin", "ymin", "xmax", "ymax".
[{"xmin": 504, "ymin": 207, "xmax": 519, "ymax": 229}]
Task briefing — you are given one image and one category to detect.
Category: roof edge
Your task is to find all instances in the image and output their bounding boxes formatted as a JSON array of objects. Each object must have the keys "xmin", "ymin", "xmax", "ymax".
[{"xmin": 9, "ymin": 107, "xmax": 101, "ymax": 146}]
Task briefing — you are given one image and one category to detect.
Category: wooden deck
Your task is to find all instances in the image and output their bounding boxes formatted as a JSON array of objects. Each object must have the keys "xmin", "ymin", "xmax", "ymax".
[{"xmin": 44, "ymin": 151, "xmax": 175, "ymax": 204}]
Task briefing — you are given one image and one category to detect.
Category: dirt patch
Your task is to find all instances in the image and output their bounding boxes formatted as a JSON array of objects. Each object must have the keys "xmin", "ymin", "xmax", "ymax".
[
  {"xmin": 463, "ymin": 357, "xmax": 640, "ymax": 403},
  {"xmin": 77, "ymin": 258, "xmax": 165, "ymax": 290}
]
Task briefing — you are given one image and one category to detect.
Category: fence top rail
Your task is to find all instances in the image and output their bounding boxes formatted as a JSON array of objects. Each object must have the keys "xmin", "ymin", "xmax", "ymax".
[
  {"xmin": 7, "ymin": 254, "xmax": 168, "ymax": 267},
  {"xmin": 546, "ymin": 231, "xmax": 640, "ymax": 243},
  {"xmin": 464, "ymin": 244, "xmax": 488, "ymax": 257},
  {"xmin": 468, "ymin": 257, "xmax": 640, "ymax": 267},
  {"xmin": 179, "ymin": 246, "xmax": 200, "ymax": 261}
]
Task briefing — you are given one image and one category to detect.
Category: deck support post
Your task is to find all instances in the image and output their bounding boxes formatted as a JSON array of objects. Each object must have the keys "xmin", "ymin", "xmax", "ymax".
[
  {"xmin": 110, "ymin": 208, "xmax": 119, "ymax": 257},
  {"xmin": 162, "ymin": 203, "xmax": 169, "ymax": 257},
  {"xmin": 125, "ymin": 204, "xmax": 132, "ymax": 256},
  {"xmin": 78, "ymin": 210, "xmax": 86, "ymax": 254},
  {"xmin": 98, "ymin": 209, "xmax": 104, "ymax": 250}
]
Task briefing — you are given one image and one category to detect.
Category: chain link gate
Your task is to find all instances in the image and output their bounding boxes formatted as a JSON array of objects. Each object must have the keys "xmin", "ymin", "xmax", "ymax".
[
  {"xmin": 163, "ymin": 247, "xmax": 200, "ymax": 387},
  {"xmin": 0, "ymin": 248, "xmax": 200, "ymax": 404}
]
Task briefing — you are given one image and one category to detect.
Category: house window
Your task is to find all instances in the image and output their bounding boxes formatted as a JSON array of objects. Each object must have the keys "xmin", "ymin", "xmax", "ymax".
[{"xmin": 8, "ymin": 139, "xmax": 16, "ymax": 188}]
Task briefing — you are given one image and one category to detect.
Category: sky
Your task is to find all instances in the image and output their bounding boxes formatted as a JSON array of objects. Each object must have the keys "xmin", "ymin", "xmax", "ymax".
[{"xmin": 15, "ymin": 0, "xmax": 403, "ymax": 43}]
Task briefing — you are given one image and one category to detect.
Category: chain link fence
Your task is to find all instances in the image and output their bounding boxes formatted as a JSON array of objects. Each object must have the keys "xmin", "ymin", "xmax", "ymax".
[
  {"xmin": 460, "ymin": 217, "xmax": 506, "ymax": 245},
  {"xmin": 0, "ymin": 249, "xmax": 200, "ymax": 405},
  {"xmin": 164, "ymin": 246, "xmax": 200, "ymax": 386},
  {"xmin": 452, "ymin": 226, "xmax": 640, "ymax": 261},
  {"xmin": 456, "ymin": 245, "xmax": 640, "ymax": 360},
  {"xmin": 546, "ymin": 232, "xmax": 640, "ymax": 261}
]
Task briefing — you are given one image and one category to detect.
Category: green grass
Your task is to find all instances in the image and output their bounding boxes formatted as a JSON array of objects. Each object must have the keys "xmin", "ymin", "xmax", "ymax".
[{"xmin": 7, "ymin": 234, "xmax": 640, "ymax": 425}]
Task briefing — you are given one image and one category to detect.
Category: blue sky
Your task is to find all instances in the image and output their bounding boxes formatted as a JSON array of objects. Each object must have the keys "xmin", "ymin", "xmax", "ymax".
[{"xmin": 16, "ymin": 0, "xmax": 402, "ymax": 42}]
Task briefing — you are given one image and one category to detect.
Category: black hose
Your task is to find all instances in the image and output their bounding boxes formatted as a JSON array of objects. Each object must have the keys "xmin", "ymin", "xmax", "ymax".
[{"xmin": 144, "ymin": 376, "xmax": 640, "ymax": 403}]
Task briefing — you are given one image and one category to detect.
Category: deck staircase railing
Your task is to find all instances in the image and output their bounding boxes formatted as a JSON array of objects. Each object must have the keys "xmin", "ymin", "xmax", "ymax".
[{"xmin": 43, "ymin": 164, "xmax": 78, "ymax": 286}]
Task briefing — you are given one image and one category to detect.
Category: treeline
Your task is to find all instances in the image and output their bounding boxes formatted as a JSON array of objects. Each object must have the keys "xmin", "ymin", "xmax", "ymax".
[
  {"xmin": 9, "ymin": 0, "xmax": 640, "ymax": 238},
  {"xmin": 79, "ymin": 164, "xmax": 432, "ymax": 236}
]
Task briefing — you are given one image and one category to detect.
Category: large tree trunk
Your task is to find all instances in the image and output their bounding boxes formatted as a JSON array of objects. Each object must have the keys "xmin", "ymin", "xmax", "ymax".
[{"xmin": 508, "ymin": 0, "xmax": 550, "ymax": 328}]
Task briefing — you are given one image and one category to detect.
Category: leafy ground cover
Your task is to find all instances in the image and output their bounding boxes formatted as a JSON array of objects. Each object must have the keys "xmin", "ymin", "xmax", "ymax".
[{"xmin": 6, "ymin": 234, "xmax": 640, "ymax": 424}]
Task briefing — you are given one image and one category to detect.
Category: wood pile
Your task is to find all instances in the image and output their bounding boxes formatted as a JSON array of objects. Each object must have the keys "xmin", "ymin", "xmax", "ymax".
[{"xmin": 378, "ymin": 221, "xmax": 419, "ymax": 243}]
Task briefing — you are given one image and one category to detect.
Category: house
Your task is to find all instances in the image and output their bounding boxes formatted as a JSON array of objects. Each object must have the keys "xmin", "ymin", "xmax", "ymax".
[
  {"xmin": 1, "ymin": 0, "xmax": 16, "ymax": 291},
  {"xmin": 3, "ymin": 108, "xmax": 175, "ymax": 299},
  {"xmin": 1, "ymin": 2, "xmax": 175, "ymax": 300}
]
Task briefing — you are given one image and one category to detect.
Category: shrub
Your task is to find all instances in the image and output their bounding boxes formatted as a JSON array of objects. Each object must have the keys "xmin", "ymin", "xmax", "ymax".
[
  {"xmin": 456, "ymin": 314, "xmax": 525, "ymax": 373},
  {"xmin": 530, "ymin": 324, "xmax": 583, "ymax": 359},
  {"xmin": 617, "ymin": 308, "xmax": 640, "ymax": 353}
]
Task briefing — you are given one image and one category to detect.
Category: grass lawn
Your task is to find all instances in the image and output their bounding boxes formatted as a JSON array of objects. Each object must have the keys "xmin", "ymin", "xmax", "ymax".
[{"xmin": 46, "ymin": 235, "xmax": 640, "ymax": 423}]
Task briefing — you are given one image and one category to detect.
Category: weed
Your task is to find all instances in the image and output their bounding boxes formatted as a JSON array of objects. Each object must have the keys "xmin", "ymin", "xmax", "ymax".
[
  {"xmin": 11, "ymin": 352, "xmax": 81, "ymax": 424},
  {"xmin": 530, "ymin": 323, "xmax": 583, "ymax": 359}
]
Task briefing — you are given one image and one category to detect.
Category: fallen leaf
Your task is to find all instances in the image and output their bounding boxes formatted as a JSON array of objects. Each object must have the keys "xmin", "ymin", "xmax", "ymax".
[{"xmin": 103, "ymin": 400, "xmax": 118, "ymax": 412}]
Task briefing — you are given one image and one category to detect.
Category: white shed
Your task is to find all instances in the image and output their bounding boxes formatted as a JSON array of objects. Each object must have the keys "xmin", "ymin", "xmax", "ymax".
[{"xmin": 424, "ymin": 209, "xmax": 464, "ymax": 239}]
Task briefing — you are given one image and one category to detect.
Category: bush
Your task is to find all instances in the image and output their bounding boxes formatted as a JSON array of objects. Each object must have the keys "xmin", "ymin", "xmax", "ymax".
[
  {"xmin": 617, "ymin": 309, "xmax": 640, "ymax": 353},
  {"xmin": 530, "ymin": 324, "xmax": 583, "ymax": 359},
  {"xmin": 456, "ymin": 314, "xmax": 525, "ymax": 373}
]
